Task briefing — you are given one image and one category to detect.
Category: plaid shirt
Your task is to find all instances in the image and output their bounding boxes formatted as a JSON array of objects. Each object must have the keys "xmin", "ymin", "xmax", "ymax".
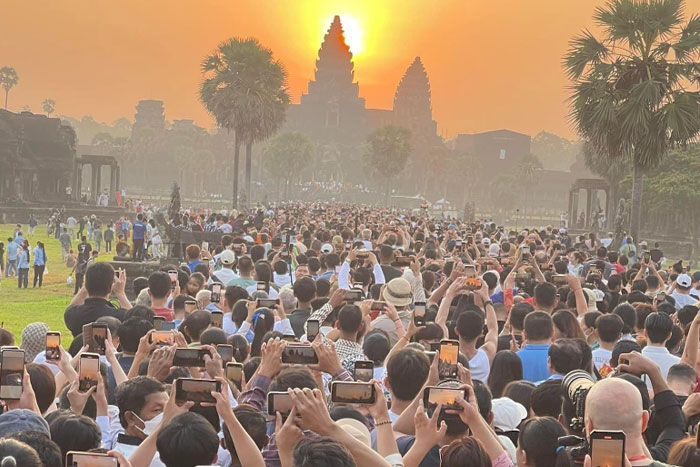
[{"xmin": 335, "ymin": 338, "xmax": 366, "ymax": 373}]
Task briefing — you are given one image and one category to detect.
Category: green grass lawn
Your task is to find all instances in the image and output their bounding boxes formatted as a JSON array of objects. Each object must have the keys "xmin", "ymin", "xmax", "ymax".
[{"xmin": 0, "ymin": 223, "xmax": 102, "ymax": 345}]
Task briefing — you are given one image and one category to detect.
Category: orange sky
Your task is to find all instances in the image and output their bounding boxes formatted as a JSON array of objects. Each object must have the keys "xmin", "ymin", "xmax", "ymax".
[{"xmin": 2, "ymin": 0, "xmax": 700, "ymax": 140}]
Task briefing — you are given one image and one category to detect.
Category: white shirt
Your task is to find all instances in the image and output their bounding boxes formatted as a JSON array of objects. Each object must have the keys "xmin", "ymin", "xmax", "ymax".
[
  {"xmin": 591, "ymin": 347, "xmax": 614, "ymax": 376},
  {"xmin": 670, "ymin": 290, "xmax": 698, "ymax": 310},
  {"xmin": 469, "ymin": 347, "xmax": 490, "ymax": 383},
  {"xmin": 210, "ymin": 268, "xmax": 239, "ymax": 285},
  {"xmin": 640, "ymin": 345, "xmax": 680, "ymax": 388}
]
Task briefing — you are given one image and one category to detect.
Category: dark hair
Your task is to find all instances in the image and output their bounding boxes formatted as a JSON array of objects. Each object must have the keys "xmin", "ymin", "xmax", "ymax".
[
  {"xmin": 228, "ymin": 334, "xmax": 250, "ymax": 362},
  {"xmin": 414, "ymin": 323, "xmax": 444, "ymax": 342},
  {"xmin": 549, "ymin": 338, "xmax": 583, "ymax": 375},
  {"xmin": 270, "ymin": 367, "xmax": 318, "ymax": 392},
  {"xmin": 668, "ymin": 363, "xmax": 697, "ymax": 384},
  {"xmin": 26, "ymin": 363, "xmax": 56, "ymax": 414},
  {"xmin": 117, "ymin": 318, "xmax": 153, "ymax": 353},
  {"xmin": 607, "ymin": 274, "xmax": 622, "ymax": 291},
  {"xmin": 487, "ymin": 351, "xmax": 523, "ymax": 398},
  {"xmin": 456, "ymin": 310, "xmax": 485, "ymax": 341},
  {"xmin": 386, "ymin": 348, "xmax": 430, "ymax": 401},
  {"xmin": 293, "ymin": 277, "xmax": 317, "ymax": 303},
  {"xmin": 503, "ymin": 380, "xmax": 536, "ymax": 414},
  {"xmin": 293, "ymin": 437, "xmax": 355, "ymax": 467},
  {"xmin": 534, "ymin": 282, "xmax": 557, "ymax": 309},
  {"xmin": 552, "ymin": 310, "xmax": 585, "ymax": 339},
  {"xmin": 231, "ymin": 300, "xmax": 249, "ymax": 328},
  {"xmin": 222, "ymin": 405, "xmax": 268, "ymax": 461},
  {"xmin": 243, "ymin": 357, "xmax": 261, "ymax": 382},
  {"xmin": 148, "ymin": 271, "xmax": 171, "ymax": 299},
  {"xmin": 524, "ymin": 311, "xmax": 554, "ymax": 342},
  {"xmin": 315, "ymin": 278, "xmax": 331, "ymax": 297},
  {"xmin": 116, "ymin": 376, "xmax": 167, "ymax": 428},
  {"xmin": 518, "ymin": 416, "xmax": 567, "ymax": 467},
  {"xmin": 0, "ymin": 328, "xmax": 15, "ymax": 347},
  {"xmin": 4, "ymin": 431, "xmax": 61, "ymax": 467},
  {"xmin": 250, "ymin": 308, "xmax": 275, "ymax": 357},
  {"xmin": 667, "ymin": 436, "xmax": 700, "ymax": 467},
  {"xmin": 363, "ymin": 331, "xmax": 391, "ymax": 364},
  {"xmin": 85, "ymin": 262, "xmax": 115, "ymax": 296},
  {"xmin": 224, "ymin": 285, "xmax": 249, "ymax": 309},
  {"xmin": 510, "ymin": 302, "xmax": 534, "ymax": 330},
  {"xmin": 611, "ymin": 340, "xmax": 642, "ymax": 367},
  {"xmin": 596, "ymin": 314, "xmax": 623, "ymax": 343},
  {"xmin": 645, "ymin": 312, "xmax": 673, "ymax": 344},
  {"xmin": 200, "ymin": 327, "xmax": 228, "ymax": 346},
  {"xmin": 156, "ymin": 412, "xmax": 219, "ymax": 467},
  {"xmin": 0, "ymin": 439, "xmax": 42, "ymax": 467},
  {"xmin": 123, "ymin": 305, "xmax": 156, "ymax": 322},
  {"xmin": 582, "ymin": 311, "xmax": 601, "ymax": 330},
  {"xmin": 181, "ymin": 310, "xmax": 211, "ymax": 342},
  {"xmin": 631, "ymin": 279, "xmax": 648, "ymax": 293},
  {"xmin": 47, "ymin": 411, "xmax": 102, "ymax": 461},
  {"xmin": 530, "ymin": 380, "xmax": 563, "ymax": 418},
  {"xmin": 337, "ymin": 304, "xmax": 363, "ymax": 334},
  {"xmin": 613, "ymin": 303, "xmax": 636, "ymax": 334},
  {"xmin": 439, "ymin": 437, "xmax": 491, "ymax": 467}
]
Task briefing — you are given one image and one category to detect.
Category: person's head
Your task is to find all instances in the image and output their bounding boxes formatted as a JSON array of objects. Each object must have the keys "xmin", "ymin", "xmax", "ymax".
[
  {"xmin": 116, "ymin": 376, "xmax": 168, "ymax": 439},
  {"xmin": 439, "ymin": 437, "xmax": 491, "ymax": 467},
  {"xmin": 270, "ymin": 366, "xmax": 318, "ymax": 392},
  {"xmin": 185, "ymin": 272, "xmax": 206, "ymax": 296},
  {"xmin": 25, "ymin": 364, "xmax": 56, "ymax": 415},
  {"xmin": 667, "ymin": 363, "xmax": 698, "ymax": 397},
  {"xmin": 379, "ymin": 244, "xmax": 395, "ymax": 263},
  {"xmin": 147, "ymin": 271, "xmax": 171, "ymax": 300},
  {"xmin": 4, "ymin": 431, "xmax": 61, "ymax": 467},
  {"xmin": 85, "ymin": 262, "xmax": 115, "ymax": 297},
  {"xmin": 552, "ymin": 310, "xmax": 585, "ymax": 340},
  {"xmin": 118, "ymin": 318, "xmax": 153, "ymax": 354},
  {"xmin": 0, "ymin": 328, "xmax": 15, "ymax": 347},
  {"xmin": 596, "ymin": 313, "xmax": 623, "ymax": 345},
  {"xmin": 362, "ymin": 331, "xmax": 391, "ymax": 365},
  {"xmin": 336, "ymin": 304, "xmax": 363, "ymax": 336},
  {"xmin": 293, "ymin": 277, "xmax": 317, "ymax": 304},
  {"xmin": 523, "ymin": 311, "xmax": 554, "ymax": 343},
  {"xmin": 533, "ymin": 282, "xmax": 558, "ymax": 311},
  {"xmin": 200, "ymin": 327, "xmax": 228, "ymax": 346},
  {"xmin": 292, "ymin": 437, "xmax": 355, "ymax": 467},
  {"xmin": 487, "ymin": 351, "xmax": 523, "ymax": 398},
  {"xmin": 47, "ymin": 411, "xmax": 102, "ymax": 461},
  {"xmin": 385, "ymin": 348, "xmax": 430, "ymax": 402},
  {"xmin": 517, "ymin": 416, "xmax": 567, "ymax": 467},
  {"xmin": 611, "ymin": 340, "xmax": 642, "ymax": 368},
  {"xmin": 530, "ymin": 379, "xmax": 563, "ymax": 418},
  {"xmin": 250, "ymin": 308, "xmax": 275, "ymax": 357},
  {"xmin": 509, "ymin": 302, "xmax": 534, "ymax": 332},
  {"xmin": 667, "ymin": 436, "xmax": 700, "ymax": 467},
  {"xmin": 0, "ymin": 439, "xmax": 42, "ymax": 467},
  {"xmin": 548, "ymin": 338, "xmax": 583, "ymax": 376},
  {"xmin": 585, "ymin": 377, "xmax": 647, "ymax": 445},
  {"xmin": 644, "ymin": 311, "xmax": 673, "ymax": 345},
  {"xmin": 237, "ymin": 256, "xmax": 254, "ymax": 275},
  {"xmin": 185, "ymin": 244, "xmax": 201, "ymax": 261},
  {"xmin": 455, "ymin": 310, "xmax": 485, "ymax": 343},
  {"xmin": 503, "ymin": 380, "xmax": 536, "ymax": 414},
  {"xmin": 181, "ymin": 310, "xmax": 211, "ymax": 343},
  {"xmin": 156, "ymin": 412, "xmax": 219, "ymax": 467},
  {"xmin": 222, "ymin": 405, "xmax": 268, "ymax": 463}
]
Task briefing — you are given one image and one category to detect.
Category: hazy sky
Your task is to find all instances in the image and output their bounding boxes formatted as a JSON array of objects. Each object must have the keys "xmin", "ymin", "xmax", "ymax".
[{"xmin": 3, "ymin": 0, "xmax": 700, "ymax": 139}]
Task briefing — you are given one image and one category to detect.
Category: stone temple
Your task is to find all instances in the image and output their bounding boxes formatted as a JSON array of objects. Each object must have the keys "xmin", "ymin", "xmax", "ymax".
[{"xmin": 283, "ymin": 15, "xmax": 439, "ymax": 181}]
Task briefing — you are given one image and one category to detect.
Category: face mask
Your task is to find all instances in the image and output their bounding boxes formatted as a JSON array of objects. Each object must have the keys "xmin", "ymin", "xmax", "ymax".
[{"xmin": 132, "ymin": 412, "xmax": 163, "ymax": 436}]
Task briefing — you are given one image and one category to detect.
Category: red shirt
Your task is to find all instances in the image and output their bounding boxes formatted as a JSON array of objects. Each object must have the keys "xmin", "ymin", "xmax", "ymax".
[{"xmin": 152, "ymin": 307, "xmax": 174, "ymax": 321}]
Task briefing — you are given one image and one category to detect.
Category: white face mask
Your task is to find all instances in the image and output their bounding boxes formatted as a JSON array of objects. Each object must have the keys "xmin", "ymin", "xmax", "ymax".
[{"xmin": 133, "ymin": 412, "xmax": 163, "ymax": 436}]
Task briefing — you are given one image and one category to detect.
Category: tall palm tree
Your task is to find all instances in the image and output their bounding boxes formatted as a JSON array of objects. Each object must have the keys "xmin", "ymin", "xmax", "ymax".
[
  {"xmin": 200, "ymin": 38, "xmax": 289, "ymax": 208},
  {"xmin": 0, "ymin": 66, "xmax": 19, "ymax": 110},
  {"xmin": 42, "ymin": 98, "xmax": 55, "ymax": 117},
  {"xmin": 565, "ymin": 0, "xmax": 700, "ymax": 241}
]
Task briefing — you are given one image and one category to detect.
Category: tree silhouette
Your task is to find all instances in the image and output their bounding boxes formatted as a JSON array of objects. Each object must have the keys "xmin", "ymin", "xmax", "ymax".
[
  {"xmin": 363, "ymin": 125, "xmax": 412, "ymax": 205},
  {"xmin": 42, "ymin": 98, "xmax": 55, "ymax": 117},
  {"xmin": 0, "ymin": 66, "xmax": 19, "ymax": 110}
]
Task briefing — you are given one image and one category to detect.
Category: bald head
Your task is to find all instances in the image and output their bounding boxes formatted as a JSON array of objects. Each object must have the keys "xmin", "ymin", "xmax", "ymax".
[{"xmin": 585, "ymin": 378, "xmax": 645, "ymax": 437}]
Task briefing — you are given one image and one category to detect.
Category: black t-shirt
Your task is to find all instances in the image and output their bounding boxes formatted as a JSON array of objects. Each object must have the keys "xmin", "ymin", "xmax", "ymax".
[
  {"xmin": 381, "ymin": 265, "xmax": 403, "ymax": 282},
  {"xmin": 64, "ymin": 297, "xmax": 127, "ymax": 337},
  {"xmin": 77, "ymin": 242, "xmax": 92, "ymax": 263}
]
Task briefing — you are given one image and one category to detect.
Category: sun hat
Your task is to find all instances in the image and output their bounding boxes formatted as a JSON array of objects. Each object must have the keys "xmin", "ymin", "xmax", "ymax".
[
  {"xmin": 384, "ymin": 278, "xmax": 413, "ymax": 307},
  {"xmin": 336, "ymin": 418, "xmax": 371, "ymax": 447},
  {"xmin": 20, "ymin": 322, "xmax": 49, "ymax": 362}
]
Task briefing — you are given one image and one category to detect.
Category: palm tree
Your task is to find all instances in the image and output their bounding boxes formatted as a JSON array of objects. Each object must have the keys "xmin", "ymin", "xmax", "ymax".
[
  {"xmin": 363, "ymin": 125, "xmax": 412, "ymax": 205},
  {"xmin": 200, "ymin": 38, "xmax": 290, "ymax": 208},
  {"xmin": 0, "ymin": 66, "xmax": 19, "ymax": 110},
  {"xmin": 42, "ymin": 98, "xmax": 55, "ymax": 117},
  {"xmin": 565, "ymin": 0, "xmax": 700, "ymax": 241}
]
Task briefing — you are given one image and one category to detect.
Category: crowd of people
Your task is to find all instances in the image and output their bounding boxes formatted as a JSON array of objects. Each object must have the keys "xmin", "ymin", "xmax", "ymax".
[{"xmin": 1, "ymin": 201, "xmax": 700, "ymax": 467}]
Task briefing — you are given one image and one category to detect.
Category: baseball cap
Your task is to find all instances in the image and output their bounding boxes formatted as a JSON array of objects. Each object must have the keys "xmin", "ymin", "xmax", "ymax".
[
  {"xmin": 220, "ymin": 250, "xmax": 235, "ymax": 265},
  {"xmin": 677, "ymin": 273, "xmax": 692, "ymax": 288},
  {"xmin": 321, "ymin": 243, "xmax": 333, "ymax": 254},
  {"xmin": 0, "ymin": 409, "xmax": 51, "ymax": 437},
  {"xmin": 491, "ymin": 397, "xmax": 527, "ymax": 431},
  {"xmin": 482, "ymin": 237, "xmax": 491, "ymax": 246}
]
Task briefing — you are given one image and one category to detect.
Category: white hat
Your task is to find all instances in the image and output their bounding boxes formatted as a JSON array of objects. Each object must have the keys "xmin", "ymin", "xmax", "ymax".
[
  {"xmin": 488, "ymin": 243, "xmax": 501, "ymax": 257},
  {"xmin": 220, "ymin": 250, "xmax": 235, "ymax": 265},
  {"xmin": 384, "ymin": 278, "xmax": 413, "ymax": 307},
  {"xmin": 491, "ymin": 397, "xmax": 528, "ymax": 431},
  {"xmin": 321, "ymin": 243, "xmax": 333, "ymax": 254},
  {"xmin": 336, "ymin": 418, "xmax": 371, "ymax": 447},
  {"xmin": 677, "ymin": 273, "xmax": 692, "ymax": 288},
  {"xmin": 482, "ymin": 237, "xmax": 491, "ymax": 246}
]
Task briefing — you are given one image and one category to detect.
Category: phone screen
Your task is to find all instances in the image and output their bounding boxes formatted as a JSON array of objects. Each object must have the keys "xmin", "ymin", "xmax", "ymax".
[
  {"xmin": 414, "ymin": 302, "xmax": 426, "ymax": 326},
  {"xmin": 282, "ymin": 345, "xmax": 318, "ymax": 364},
  {"xmin": 153, "ymin": 316, "xmax": 165, "ymax": 331},
  {"xmin": 173, "ymin": 348, "xmax": 209, "ymax": 368},
  {"xmin": 226, "ymin": 363, "xmax": 243, "ymax": 389},
  {"xmin": 211, "ymin": 283, "xmax": 222, "ymax": 303},
  {"xmin": 149, "ymin": 331, "xmax": 173, "ymax": 346},
  {"xmin": 168, "ymin": 270, "xmax": 178, "ymax": 289},
  {"xmin": 79, "ymin": 354, "xmax": 100, "ymax": 392},
  {"xmin": 211, "ymin": 311, "xmax": 223, "ymax": 328},
  {"xmin": 424, "ymin": 387, "xmax": 466, "ymax": 411},
  {"xmin": 591, "ymin": 434, "xmax": 625, "ymax": 467},
  {"xmin": 184, "ymin": 300, "xmax": 197, "ymax": 314},
  {"xmin": 267, "ymin": 391, "xmax": 294, "ymax": 417},
  {"xmin": 66, "ymin": 452, "xmax": 119, "ymax": 467},
  {"xmin": 176, "ymin": 378, "xmax": 219, "ymax": 404},
  {"xmin": 216, "ymin": 344, "xmax": 233, "ymax": 362},
  {"xmin": 307, "ymin": 320, "xmax": 320, "ymax": 342},
  {"xmin": 439, "ymin": 340, "xmax": 459, "ymax": 380},
  {"xmin": 46, "ymin": 333, "xmax": 61, "ymax": 361},
  {"xmin": 92, "ymin": 324, "xmax": 107, "ymax": 355},
  {"xmin": 353, "ymin": 361, "xmax": 374, "ymax": 382},
  {"xmin": 0, "ymin": 349, "xmax": 25, "ymax": 399},
  {"xmin": 331, "ymin": 382, "xmax": 375, "ymax": 404}
]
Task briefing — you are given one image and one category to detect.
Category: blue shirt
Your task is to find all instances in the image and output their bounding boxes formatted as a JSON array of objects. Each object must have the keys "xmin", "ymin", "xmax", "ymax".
[
  {"xmin": 6, "ymin": 241, "xmax": 19, "ymax": 260},
  {"xmin": 33, "ymin": 247, "xmax": 46, "ymax": 266},
  {"xmin": 188, "ymin": 259, "xmax": 202, "ymax": 273},
  {"xmin": 17, "ymin": 249, "xmax": 30, "ymax": 269},
  {"xmin": 517, "ymin": 344, "xmax": 551, "ymax": 383},
  {"xmin": 132, "ymin": 221, "xmax": 147, "ymax": 240},
  {"xmin": 14, "ymin": 235, "xmax": 25, "ymax": 245}
]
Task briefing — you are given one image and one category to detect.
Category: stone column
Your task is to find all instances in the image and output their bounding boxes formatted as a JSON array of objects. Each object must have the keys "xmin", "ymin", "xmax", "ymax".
[
  {"xmin": 91, "ymin": 163, "xmax": 98, "ymax": 203},
  {"xmin": 109, "ymin": 164, "xmax": 117, "ymax": 203}
]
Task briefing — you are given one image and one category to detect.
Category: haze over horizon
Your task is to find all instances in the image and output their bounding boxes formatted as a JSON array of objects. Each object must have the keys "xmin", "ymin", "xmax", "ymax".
[{"xmin": 4, "ymin": 0, "xmax": 700, "ymax": 140}]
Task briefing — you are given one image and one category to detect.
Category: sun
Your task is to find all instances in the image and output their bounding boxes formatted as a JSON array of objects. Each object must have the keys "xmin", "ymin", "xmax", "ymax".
[{"xmin": 338, "ymin": 15, "xmax": 363, "ymax": 55}]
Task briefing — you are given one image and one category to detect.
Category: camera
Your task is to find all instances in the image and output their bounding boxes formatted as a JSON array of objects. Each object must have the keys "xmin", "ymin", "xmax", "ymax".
[{"xmin": 557, "ymin": 370, "xmax": 596, "ymax": 463}]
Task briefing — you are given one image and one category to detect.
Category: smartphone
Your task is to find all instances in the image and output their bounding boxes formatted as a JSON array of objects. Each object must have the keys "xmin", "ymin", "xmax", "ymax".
[
  {"xmin": 211, "ymin": 311, "xmax": 224, "ymax": 328},
  {"xmin": 353, "ymin": 360, "xmax": 374, "ymax": 382},
  {"xmin": 211, "ymin": 283, "xmax": 222, "ymax": 303},
  {"xmin": 438, "ymin": 339, "xmax": 459, "ymax": 380},
  {"xmin": 466, "ymin": 235, "xmax": 473, "ymax": 244},
  {"xmin": 173, "ymin": 347, "xmax": 210, "ymax": 368},
  {"xmin": 414, "ymin": 301, "xmax": 426, "ymax": 326},
  {"xmin": 161, "ymin": 321, "xmax": 176, "ymax": 331},
  {"xmin": 330, "ymin": 381, "xmax": 376, "ymax": 404},
  {"xmin": 66, "ymin": 452, "xmax": 119, "ymax": 467},
  {"xmin": 392, "ymin": 256, "xmax": 412, "ymax": 267},
  {"xmin": 257, "ymin": 281, "xmax": 267, "ymax": 291},
  {"xmin": 465, "ymin": 278, "xmax": 483, "ymax": 291},
  {"xmin": 643, "ymin": 252, "xmax": 651, "ymax": 262},
  {"xmin": 149, "ymin": 330, "xmax": 173, "ymax": 346},
  {"xmin": 521, "ymin": 245, "xmax": 531, "ymax": 263},
  {"xmin": 184, "ymin": 299, "xmax": 198, "ymax": 314},
  {"xmin": 45, "ymin": 331, "xmax": 61, "ymax": 361},
  {"xmin": 455, "ymin": 240, "xmax": 463, "ymax": 250},
  {"xmin": 168, "ymin": 269, "xmax": 178, "ymax": 290},
  {"xmin": 201, "ymin": 241, "xmax": 209, "ymax": 252},
  {"xmin": 0, "ymin": 348, "xmax": 25, "ymax": 399},
  {"xmin": 357, "ymin": 249, "xmax": 369, "ymax": 259},
  {"xmin": 267, "ymin": 391, "xmax": 295, "ymax": 417},
  {"xmin": 552, "ymin": 274, "xmax": 568, "ymax": 285},
  {"xmin": 422, "ymin": 386, "xmax": 467, "ymax": 411},
  {"xmin": 83, "ymin": 322, "xmax": 107, "ymax": 355},
  {"xmin": 345, "ymin": 241, "xmax": 352, "ymax": 250},
  {"xmin": 153, "ymin": 316, "xmax": 165, "ymax": 331},
  {"xmin": 590, "ymin": 430, "xmax": 626, "ymax": 467},
  {"xmin": 464, "ymin": 264, "xmax": 477, "ymax": 278},
  {"xmin": 371, "ymin": 301, "xmax": 386, "ymax": 311},
  {"xmin": 429, "ymin": 341, "xmax": 441, "ymax": 352},
  {"xmin": 257, "ymin": 298, "xmax": 279, "ymax": 308},
  {"xmin": 281, "ymin": 344, "xmax": 318, "ymax": 364},
  {"xmin": 226, "ymin": 362, "xmax": 243, "ymax": 390},
  {"xmin": 175, "ymin": 378, "xmax": 220, "ymax": 404},
  {"xmin": 424, "ymin": 350, "xmax": 437, "ymax": 363},
  {"xmin": 345, "ymin": 289, "xmax": 364, "ymax": 303},
  {"xmin": 307, "ymin": 319, "xmax": 320, "ymax": 343},
  {"xmin": 216, "ymin": 344, "xmax": 233, "ymax": 363},
  {"xmin": 79, "ymin": 352, "xmax": 100, "ymax": 393}
]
